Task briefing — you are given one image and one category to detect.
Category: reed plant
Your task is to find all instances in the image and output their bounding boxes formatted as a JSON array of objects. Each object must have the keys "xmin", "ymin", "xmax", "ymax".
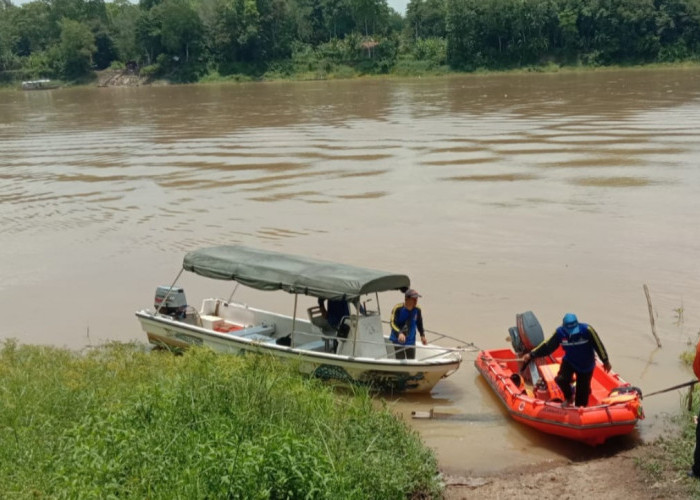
[{"xmin": 0, "ymin": 340, "xmax": 441, "ymax": 499}]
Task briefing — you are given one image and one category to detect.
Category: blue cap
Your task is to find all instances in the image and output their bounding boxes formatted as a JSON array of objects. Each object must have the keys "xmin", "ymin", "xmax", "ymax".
[{"xmin": 562, "ymin": 313, "xmax": 579, "ymax": 334}]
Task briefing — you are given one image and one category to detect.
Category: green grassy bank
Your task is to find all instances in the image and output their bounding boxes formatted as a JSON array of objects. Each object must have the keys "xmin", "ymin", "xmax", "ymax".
[
  {"xmin": 0, "ymin": 340, "xmax": 441, "ymax": 499},
  {"xmin": 636, "ymin": 348, "xmax": 700, "ymax": 498}
]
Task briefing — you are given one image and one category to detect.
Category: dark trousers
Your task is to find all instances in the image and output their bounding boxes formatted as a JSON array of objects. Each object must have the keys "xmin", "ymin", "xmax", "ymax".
[
  {"xmin": 693, "ymin": 406, "xmax": 700, "ymax": 476},
  {"xmin": 555, "ymin": 359, "xmax": 593, "ymax": 407},
  {"xmin": 394, "ymin": 345, "xmax": 416, "ymax": 360}
]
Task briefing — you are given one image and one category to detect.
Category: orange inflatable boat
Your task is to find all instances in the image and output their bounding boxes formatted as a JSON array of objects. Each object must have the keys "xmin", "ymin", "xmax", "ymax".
[{"xmin": 475, "ymin": 312, "xmax": 644, "ymax": 446}]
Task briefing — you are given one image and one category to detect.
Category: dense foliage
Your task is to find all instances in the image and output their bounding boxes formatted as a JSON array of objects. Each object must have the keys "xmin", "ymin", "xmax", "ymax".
[
  {"xmin": 0, "ymin": 340, "xmax": 442, "ymax": 498},
  {"xmin": 1, "ymin": 0, "xmax": 700, "ymax": 83},
  {"xmin": 445, "ymin": 0, "xmax": 700, "ymax": 69}
]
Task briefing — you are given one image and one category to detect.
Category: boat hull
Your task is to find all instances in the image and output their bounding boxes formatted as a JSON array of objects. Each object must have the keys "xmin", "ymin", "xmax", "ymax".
[
  {"xmin": 475, "ymin": 348, "xmax": 643, "ymax": 445},
  {"xmin": 137, "ymin": 312, "xmax": 461, "ymax": 394},
  {"xmin": 21, "ymin": 79, "xmax": 60, "ymax": 90}
]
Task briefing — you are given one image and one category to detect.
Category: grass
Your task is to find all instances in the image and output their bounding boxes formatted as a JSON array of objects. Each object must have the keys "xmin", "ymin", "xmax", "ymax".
[
  {"xmin": 635, "ymin": 344, "xmax": 700, "ymax": 498},
  {"xmin": 635, "ymin": 406, "xmax": 700, "ymax": 498},
  {"xmin": 0, "ymin": 340, "xmax": 442, "ymax": 499}
]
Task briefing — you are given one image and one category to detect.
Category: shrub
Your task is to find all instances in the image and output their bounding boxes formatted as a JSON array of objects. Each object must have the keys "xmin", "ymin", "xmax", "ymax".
[
  {"xmin": 0, "ymin": 341, "xmax": 442, "ymax": 499},
  {"xmin": 139, "ymin": 63, "xmax": 160, "ymax": 77}
]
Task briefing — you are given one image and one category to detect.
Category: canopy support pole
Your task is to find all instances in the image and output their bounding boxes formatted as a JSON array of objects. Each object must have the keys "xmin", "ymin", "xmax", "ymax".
[
  {"xmin": 226, "ymin": 283, "xmax": 240, "ymax": 303},
  {"xmin": 352, "ymin": 315, "xmax": 357, "ymax": 357},
  {"xmin": 292, "ymin": 294, "xmax": 298, "ymax": 343}
]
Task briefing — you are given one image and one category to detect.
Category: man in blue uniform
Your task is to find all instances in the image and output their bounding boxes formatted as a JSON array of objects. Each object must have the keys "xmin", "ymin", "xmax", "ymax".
[
  {"xmin": 390, "ymin": 289, "xmax": 427, "ymax": 360},
  {"xmin": 317, "ymin": 298, "xmax": 351, "ymax": 351},
  {"xmin": 522, "ymin": 313, "xmax": 611, "ymax": 407},
  {"xmin": 318, "ymin": 298, "xmax": 350, "ymax": 332}
]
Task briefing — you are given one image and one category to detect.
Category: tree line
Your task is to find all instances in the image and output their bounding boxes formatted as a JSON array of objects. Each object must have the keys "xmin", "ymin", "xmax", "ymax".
[{"xmin": 1, "ymin": 0, "xmax": 700, "ymax": 84}]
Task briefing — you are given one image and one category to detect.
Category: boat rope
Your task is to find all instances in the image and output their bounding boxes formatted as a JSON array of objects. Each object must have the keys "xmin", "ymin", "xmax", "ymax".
[
  {"xmin": 643, "ymin": 379, "xmax": 698, "ymax": 398},
  {"xmin": 379, "ymin": 320, "xmax": 481, "ymax": 351},
  {"xmin": 477, "ymin": 356, "xmax": 526, "ymax": 363},
  {"xmin": 454, "ymin": 343, "xmax": 481, "ymax": 352}
]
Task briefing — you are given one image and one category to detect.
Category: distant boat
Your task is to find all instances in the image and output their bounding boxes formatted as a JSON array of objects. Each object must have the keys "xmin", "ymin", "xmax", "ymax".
[{"xmin": 21, "ymin": 79, "xmax": 60, "ymax": 90}]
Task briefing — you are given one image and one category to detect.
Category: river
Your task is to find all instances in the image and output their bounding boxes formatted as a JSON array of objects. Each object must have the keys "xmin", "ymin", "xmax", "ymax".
[{"xmin": 2, "ymin": 68, "xmax": 700, "ymax": 474}]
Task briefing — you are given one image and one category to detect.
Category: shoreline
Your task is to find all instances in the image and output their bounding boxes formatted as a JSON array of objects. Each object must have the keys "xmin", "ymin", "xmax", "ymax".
[
  {"xmin": 4, "ymin": 60, "xmax": 700, "ymax": 91},
  {"xmin": 441, "ymin": 431, "xmax": 695, "ymax": 498}
]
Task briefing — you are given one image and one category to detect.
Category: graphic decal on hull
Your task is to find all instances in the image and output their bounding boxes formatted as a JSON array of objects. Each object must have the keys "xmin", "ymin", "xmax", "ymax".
[{"xmin": 312, "ymin": 365, "xmax": 425, "ymax": 392}]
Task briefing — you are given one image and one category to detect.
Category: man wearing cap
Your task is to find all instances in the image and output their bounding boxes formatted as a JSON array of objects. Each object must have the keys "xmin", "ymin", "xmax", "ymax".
[
  {"xmin": 522, "ymin": 313, "xmax": 611, "ymax": 407},
  {"xmin": 390, "ymin": 289, "xmax": 427, "ymax": 360}
]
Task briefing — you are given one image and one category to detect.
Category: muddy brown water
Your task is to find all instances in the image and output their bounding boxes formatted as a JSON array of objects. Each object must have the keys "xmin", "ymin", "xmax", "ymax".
[{"xmin": 2, "ymin": 69, "xmax": 700, "ymax": 474}]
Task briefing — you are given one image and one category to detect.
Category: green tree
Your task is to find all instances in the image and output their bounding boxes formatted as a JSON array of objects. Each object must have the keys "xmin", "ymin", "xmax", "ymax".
[
  {"xmin": 257, "ymin": 0, "xmax": 298, "ymax": 60},
  {"xmin": 387, "ymin": 6, "xmax": 403, "ymax": 30},
  {"xmin": 581, "ymin": 0, "xmax": 659, "ymax": 64},
  {"xmin": 508, "ymin": 0, "xmax": 558, "ymax": 65},
  {"xmin": 0, "ymin": 2, "xmax": 19, "ymax": 72},
  {"xmin": 289, "ymin": 0, "xmax": 322, "ymax": 43},
  {"xmin": 50, "ymin": 0, "xmax": 90, "ymax": 23},
  {"xmin": 238, "ymin": 0, "xmax": 262, "ymax": 60},
  {"xmin": 135, "ymin": 7, "xmax": 162, "ymax": 64},
  {"xmin": 139, "ymin": 0, "xmax": 163, "ymax": 11},
  {"xmin": 320, "ymin": 0, "xmax": 355, "ymax": 39},
  {"xmin": 197, "ymin": 0, "xmax": 241, "ymax": 64},
  {"xmin": 106, "ymin": 0, "xmax": 141, "ymax": 62},
  {"xmin": 406, "ymin": 0, "xmax": 446, "ymax": 39},
  {"xmin": 58, "ymin": 17, "xmax": 96, "ymax": 78},
  {"xmin": 555, "ymin": 0, "xmax": 581, "ymax": 61},
  {"xmin": 196, "ymin": 0, "xmax": 270, "ymax": 67},
  {"xmin": 12, "ymin": 1, "xmax": 54, "ymax": 56},
  {"xmin": 655, "ymin": 0, "xmax": 700, "ymax": 60},
  {"xmin": 153, "ymin": 0, "xmax": 203, "ymax": 62},
  {"xmin": 445, "ymin": 0, "xmax": 483, "ymax": 69},
  {"xmin": 92, "ymin": 24, "xmax": 116, "ymax": 69},
  {"xmin": 350, "ymin": 0, "xmax": 389, "ymax": 35}
]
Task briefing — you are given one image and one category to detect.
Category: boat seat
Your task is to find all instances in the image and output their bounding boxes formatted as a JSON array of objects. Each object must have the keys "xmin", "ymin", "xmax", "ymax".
[
  {"xmin": 308, "ymin": 306, "xmax": 325, "ymax": 327},
  {"xmin": 238, "ymin": 323, "xmax": 276, "ymax": 340},
  {"xmin": 335, "ymin": 315, "xmax": 387, "ymax": 359},
  {"xmin": 308, "ymin": 306, "xmax": 336, "ymax": 335},
  {"xmin": 244, "ymin": 333, "xmax": 277, "ymax": 344},
  {"xmin": 297, "ymin": 340, "xmax": 327, "ymax": 352},
  {"xmin": 538, "ymin": 363, "xmax": 566, "ymax": 401}
]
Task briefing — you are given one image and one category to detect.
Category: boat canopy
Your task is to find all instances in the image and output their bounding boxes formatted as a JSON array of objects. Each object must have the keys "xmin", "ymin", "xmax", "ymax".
[{"xmin": 183, "ymin": 245, "xmax": 410, "ymax": 300}]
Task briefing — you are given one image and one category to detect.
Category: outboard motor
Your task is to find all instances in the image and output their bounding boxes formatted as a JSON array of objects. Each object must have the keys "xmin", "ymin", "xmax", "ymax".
[
  {"xmin": 508, "ymin": 310, "xmax": 544, "ymax": 354},
  {"xmin": 508, "ymin": 311, "xmax": 545, "ymax": 384},
  {"xmin": 154, "ymin": 286, "xmax": 187, "ymax": 320}
]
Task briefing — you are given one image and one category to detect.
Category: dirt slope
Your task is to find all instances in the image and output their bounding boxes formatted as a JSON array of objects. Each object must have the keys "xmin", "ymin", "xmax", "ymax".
[
  {"xmin": 96, "ymin": 69, "xmax": 150, "ymax": 87},
  {"xmin": 443, "ymin": 441, "xmax": 690, "ymax": 499}
]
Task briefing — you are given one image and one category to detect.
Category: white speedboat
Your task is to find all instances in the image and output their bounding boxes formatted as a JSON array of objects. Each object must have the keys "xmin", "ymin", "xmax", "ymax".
[
  {"xmin": 136, "ymin": 246, "xmax": 463, "ymax": 393},
  {"xmin": 21, "ymin": 79, "xmax": 60, "ymax": 90}
]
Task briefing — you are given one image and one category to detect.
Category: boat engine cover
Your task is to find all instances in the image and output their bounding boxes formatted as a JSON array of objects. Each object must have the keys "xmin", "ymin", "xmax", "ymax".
[
  {"xmin": 508, "ymin": 326, "xmax": 524, "ymax": 353},
  {"xmin": 155, "ymin": 286, "xmax": 187, "ymax": 318},
  {"xmin": 510, "ymin": 311, "xmax": 544, "ymax": 353}
]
